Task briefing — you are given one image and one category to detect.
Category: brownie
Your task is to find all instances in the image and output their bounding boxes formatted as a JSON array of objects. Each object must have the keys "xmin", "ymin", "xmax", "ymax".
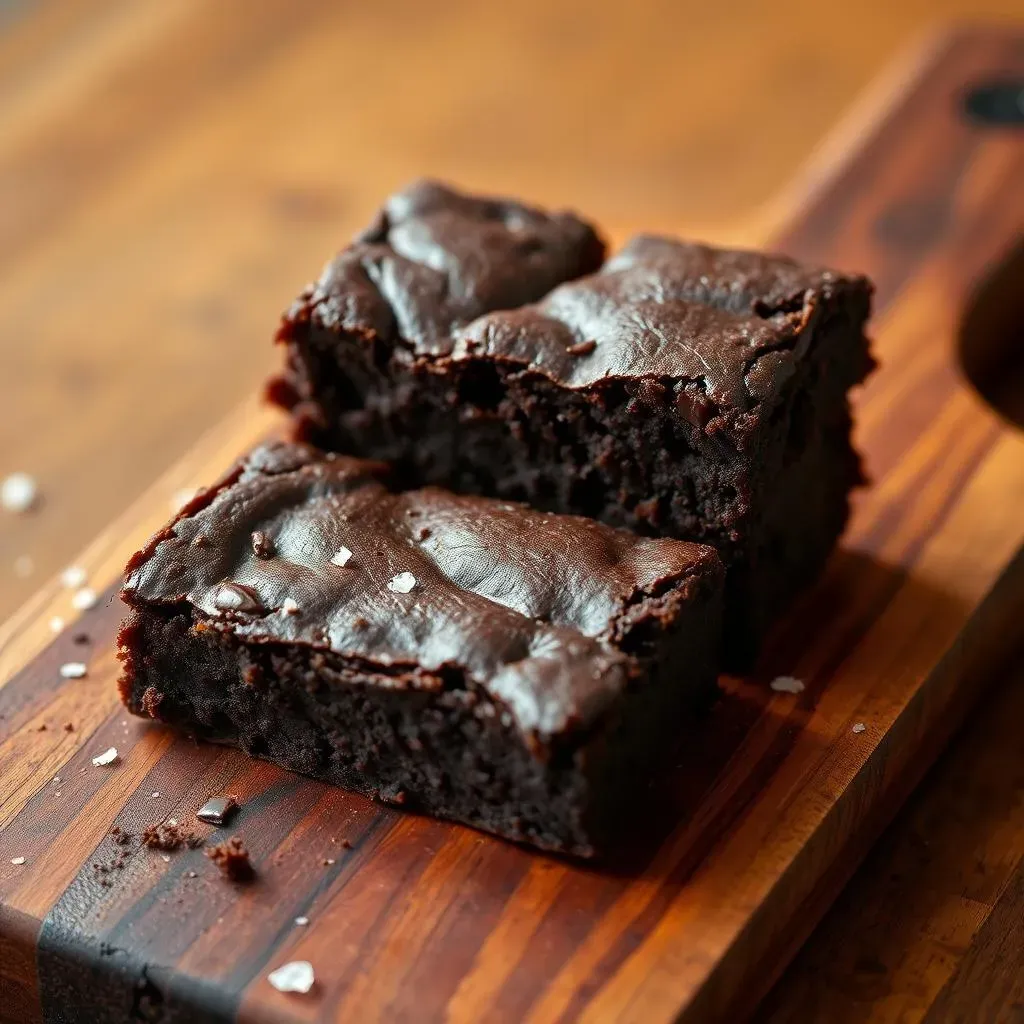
[
  {"xmin": 266, "ymin": 178, "xmax": 605, "ymax": 428},
  {"xmin": 118, "ymin": 443, "xmax": 723, "ymax": 857},
  {"xmin": 272, "ymin": 201, "xmax": 874, "ymax": 663}
]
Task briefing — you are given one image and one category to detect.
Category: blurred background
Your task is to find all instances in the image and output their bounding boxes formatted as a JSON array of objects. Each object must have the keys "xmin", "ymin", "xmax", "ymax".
[
  {"xmin": 0, "ymin": 0, "xmax": 1021, "ymax": 619},
  {"xmin": 1, "ymin": 5, "xmax": 1023, "ymax": 1021}
]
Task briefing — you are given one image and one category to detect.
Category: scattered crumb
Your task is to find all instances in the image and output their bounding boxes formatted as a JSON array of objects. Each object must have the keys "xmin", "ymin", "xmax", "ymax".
[
  {"xmin": 416, "ymin": 526, "xmax": 432, "ymax": 541},
  {"xmin": 2, "ymin": 473, "xmax": 38, "ymax": 513},
  {"xmin": 387, "ymin": 571, "xmax": 416, "ymax": 594},
  {"xmin": 63, "ymin": 721, "xmax": 75, "ymax": 732},
  {"xmin": 71, "ymin": 587, "xmax": 99, "ymax": 611},
  {"xmin": 352, "ymin": 616, "xmax": 370, "ymax": 630},
  {"xmin": 110, "ymin": 827, "xmax": 134, "ymax": 847},
  {"xmin": 251, "ymin": 530, "xmax": 276, "ymax": 558},
  {"xmin": 49, "ymin": 616, "xmax": 65, "ymax": 633},
  {"xmin": 59, "ymin": 662, "xmax": 88, "ymax": 679},
  {"xmin": 340, "ymin": 838, "xmax": 352, "ymax": 849},
  {"xmin": 151, "ymin": 792, "xmax": 161, "ymax": 799},
  {"xmin": 52, "ymin": 776, "xmax": 61, "ymax": 785},
  {"xmin": 267, "ymin": 960, "xmax": 315, "ymax": 994},
  {"xmin": 10, "ymin": 856, "xmax": 25, "ymax": 865},
  {"xmin": 61, "ymin": 566, "xmax": 87, "ymax": 589},
  {"xmin": 73, "ymin": 632, "xmax": 91, "ymax": 646},
  {"xmin": 187, "ymin": 871, "xmax": 197, "ymax": 878},
  {"xmin": 197, "ymin": 794, "xmax": 238, "ymax": 827},
  {"xmin": 323, "ymin": 858, "xmax": 335, "ymax": 866},
  {"xmin": 280, "ymin": 597, "xmax": 300, "ymax": 615},
  {"xmin": 36, "ymin": 723, "xmax": 47, "ymax": 732},
  {"xmin": 142, "ymin": 821, "xmax": 202, "ymax": 851},
  {"xmin": 160, "ymin": 854, "xmax": 171, "ymax": 863},
  {"xmin": 567, "ymin": 339, "xmax": 598, "ymax": 356},
  {"xmin": 14, "ymin": 555, "xmax": 34, "ymax": 578},
  {"xmin": 140, "ymin": 686, "xmax": 163, "ymax": 719},
  {"xmin": 92, "ymin": 747, "xmax": 120, "ymax": 767},
  {"xmin": 769, "ymin": 675, "xmax": 805, "ymax": 694},
  {"xmin": 206, "ymin": 836, "xmax": 253, "ymax": 881},
  {"xmin": 852, "ymin": 722, "xmax": 867, "ymax": 734},
  {"xmin": 331, "ymin": 546, "xmax": 353, "ymax": 567},
  {"xmin": 294, "ymin": 916, "xmax": 309, "ymax": 926}
]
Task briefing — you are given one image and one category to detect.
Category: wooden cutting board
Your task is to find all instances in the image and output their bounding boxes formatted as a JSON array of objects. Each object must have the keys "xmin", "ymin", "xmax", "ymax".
[{"xmin": 1, "ymin": 26, "xmax": 1022, "ymax": 1024}]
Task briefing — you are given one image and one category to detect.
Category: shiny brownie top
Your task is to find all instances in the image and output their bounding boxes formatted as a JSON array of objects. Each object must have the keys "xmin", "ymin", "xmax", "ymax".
[
  {"xmin": 279, "ymin": 181, "xmax": 871, "ymax": 425},
  {"xmin": 123, "ymin": 443, "xmax": 721, "ymax": 746}
]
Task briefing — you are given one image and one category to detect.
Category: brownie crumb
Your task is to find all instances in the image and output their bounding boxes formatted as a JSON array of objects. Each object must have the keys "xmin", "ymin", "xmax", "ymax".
[
  {"xmin": 110, "ymin": 827, "xmax": 135, "ymax": 846},
  {"xmin": 140, "ymin": 686, "xmax": 164, "ymax": 719},
  {"xmin": 340, "ymin": 838, "xmax": 352, "ymax": 849},
  {"xmin": 92, "ymin": 847, "xmax": 130, "ymax": 885},
  {"xmin": 73, "ymin": 632, "xmax": 91, "ymax": 646},
  {"xmin": 63, "ymin": 721, "xmax": 75, "ymax": 732},
  {"xmin": 36, "ymin": 723, "xmax": 47, "ymax": 732},
  {"xmin": 206, "ymin": 836, "xmax": 254, "ymax": 881},
  {"xmin": 142, "ymin": 821, "xmax": 202, "ymax": 852}
]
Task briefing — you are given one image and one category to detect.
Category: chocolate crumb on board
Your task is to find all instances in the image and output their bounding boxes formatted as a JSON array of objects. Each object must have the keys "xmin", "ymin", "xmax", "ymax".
[
  {"xmin": 110, "ymin": 827, "xmax": 135, "ymax": 847},
  {"xmin": 206, "ymin": 836, "xmax": 254, "ymax": 881},
  {"xmin": 63, "ymin": 721, "xmax": 75, "ymax": 732},
  {"xmin": 73, "ymin": 632, "xmax": 91, "ymax": 646},
  {"xmin": 196, "ymin": 794, "xmax": 238, "ymax": 826},
  {"xmin": 142, "ymin": 821, "xmax": 203, "ymax": 852},
  {"xmin": 340, "ymin": 838, "xmax": 352, "ymax": 849},
  {"xmin": 139, "ymin": 685, "xmax": 164, "ymax": 718}
]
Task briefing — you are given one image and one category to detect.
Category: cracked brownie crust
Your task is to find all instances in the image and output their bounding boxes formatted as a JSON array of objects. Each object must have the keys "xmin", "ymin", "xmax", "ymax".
[
  {"xmin": 271, "ymin": 185, "xmax": 874, "ymax": 663},
  {"xmin": 118, "ymin": 442, "xmax": 723, "ymax": 856}
]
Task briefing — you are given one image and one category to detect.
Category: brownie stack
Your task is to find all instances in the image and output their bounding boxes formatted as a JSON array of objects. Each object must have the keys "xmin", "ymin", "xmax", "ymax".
[{"xmin": 119, "ymin": 181, "xmax": 873, "ymax": 856}]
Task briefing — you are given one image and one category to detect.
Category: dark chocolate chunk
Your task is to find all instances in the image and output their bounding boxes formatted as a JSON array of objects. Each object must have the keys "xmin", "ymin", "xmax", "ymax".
[{"xmin": 196, "ymin": 795, "xmax": 239, "ymax": 827}]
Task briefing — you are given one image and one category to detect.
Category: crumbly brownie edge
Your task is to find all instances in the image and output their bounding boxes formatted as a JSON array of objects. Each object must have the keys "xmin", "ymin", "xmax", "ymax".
[{"xmin": 117, "ymin": 565, "xmax": 722, "ymax": 858}]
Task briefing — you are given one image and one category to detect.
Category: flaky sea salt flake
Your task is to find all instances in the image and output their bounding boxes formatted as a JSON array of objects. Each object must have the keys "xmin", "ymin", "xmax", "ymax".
[
  {"xmin": 61, "ymin": 565, "xmax": 87, "ymax": 589},
  {"xmin": 294, "ymin": 916, "xmax": 309, "ymax": 926},
  {"xmin": 60, "ymin": 662, "xmax": 88, "ymax": 679},
  {"xmin": 331, "ymin": 546, "xmax": 353, "ymax": 567},
  {"xmin": 268, "ymin": 960, "xmax": 315, "ymax": 994},
  {"xmin": 2, "ymin": 473, "xmax": 38, "ymax": 513},
  {"xmin": 72, "ymin": 587, "xmax": 98, "ymax": 611},
  {"xmin": 171, "ymin": 488, "xmax": 199, "ymax": 513},
  {"xmin": 852, "ymin": 722, "xmax": 867, "ymax": 734},
  {"xmin": 769, "ymin": 675, "xmax": 805, "ymax": 694},
  {"xmin": 11, "ymin": 856, "xmax": 26, "ymax": 865},
  {"xmin": 387, "ymin": 571, "xmax": 416, "ymax": 594},
  {"xmin": 92, "ymin": 746, "xmax": 119, "ymax": 767}
]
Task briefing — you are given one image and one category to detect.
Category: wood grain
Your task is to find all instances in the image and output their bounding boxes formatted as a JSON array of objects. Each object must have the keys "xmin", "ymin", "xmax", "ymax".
[
  {"xmin": 757, "ymin": 656, "xmax": 1024, "ymax": 1023},
  {"xmin": 1, "ymin": 19, "xmax": 1023, "ymax": 1024}
]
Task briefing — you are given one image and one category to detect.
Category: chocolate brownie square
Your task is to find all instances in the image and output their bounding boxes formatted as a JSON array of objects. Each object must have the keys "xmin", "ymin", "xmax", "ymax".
[{"xmin": 118, "ymin": 443, "xmax": 723, "ymax": 857}]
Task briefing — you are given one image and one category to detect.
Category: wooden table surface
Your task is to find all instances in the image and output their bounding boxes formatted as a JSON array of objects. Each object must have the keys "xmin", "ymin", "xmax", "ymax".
[{"xmin": 1, "ymin": 2, "xmax": 1021, "ymax": 1020}]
